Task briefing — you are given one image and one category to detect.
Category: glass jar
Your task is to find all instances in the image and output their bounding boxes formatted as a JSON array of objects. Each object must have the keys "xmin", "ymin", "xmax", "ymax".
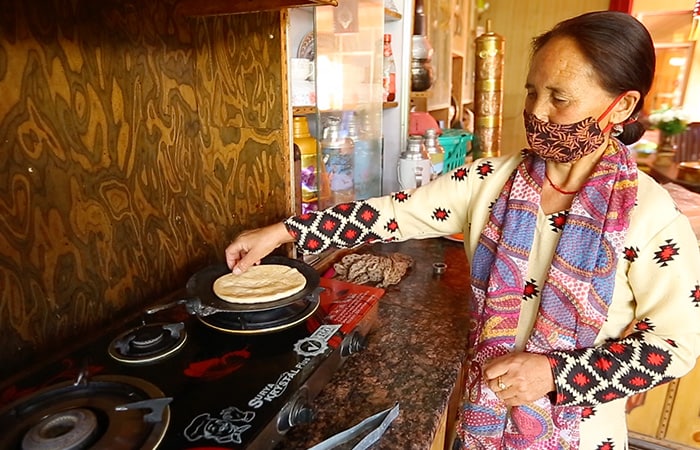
[
  {"xmin": 348, "ymin": 111, "xmax": 382, "ymax": 200},
  {"xmin": 320, "ymin": 116, "xmax": 355, "ymax": 207}
]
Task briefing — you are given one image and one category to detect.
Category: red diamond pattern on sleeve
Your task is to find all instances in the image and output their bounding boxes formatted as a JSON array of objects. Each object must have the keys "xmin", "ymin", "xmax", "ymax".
[
  {"xmin": 284, "ymin": 201, "xmax": 385, "ymax": 254},
  {"xmin": 548, "ymin": 332, "xmax": 673, "ymax": 406}
]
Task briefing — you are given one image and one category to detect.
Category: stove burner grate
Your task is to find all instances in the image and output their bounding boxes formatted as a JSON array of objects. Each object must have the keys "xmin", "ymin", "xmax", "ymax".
[
  {"xmin": 0, "ymin": 375, "xmax": 170, "ymax": 450},
  {"xmin": 109, "ymin": 322, "xmax": 187, "ymax": 364}
]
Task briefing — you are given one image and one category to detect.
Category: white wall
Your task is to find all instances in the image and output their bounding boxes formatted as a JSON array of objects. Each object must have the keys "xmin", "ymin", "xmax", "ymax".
[{"xmin": 382, "ymin": 0, "xmax": 412, "ymax": 194}]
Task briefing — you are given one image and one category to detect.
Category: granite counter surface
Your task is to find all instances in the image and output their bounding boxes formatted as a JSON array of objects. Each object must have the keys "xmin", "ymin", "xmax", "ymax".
[{"xmin": 282, "ymin": 237, "xmax": 472, "ymax": 449}]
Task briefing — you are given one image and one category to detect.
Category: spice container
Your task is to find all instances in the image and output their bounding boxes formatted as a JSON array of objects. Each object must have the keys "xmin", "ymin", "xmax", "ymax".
[{"xmin": 293, "ymin": 116, "xmax": 319, "ymax": 213}]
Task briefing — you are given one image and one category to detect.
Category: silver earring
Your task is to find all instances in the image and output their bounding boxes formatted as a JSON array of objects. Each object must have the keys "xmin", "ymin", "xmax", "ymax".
[{"xmin": 611, "ymin": 123, "xmax": 623, "ymax": 137}]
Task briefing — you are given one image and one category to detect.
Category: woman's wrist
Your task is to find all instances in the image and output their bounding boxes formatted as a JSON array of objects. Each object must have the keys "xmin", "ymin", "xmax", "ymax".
[{"xmin": 275, "ymin": 222, "xmax": 296, "ymax": 245}]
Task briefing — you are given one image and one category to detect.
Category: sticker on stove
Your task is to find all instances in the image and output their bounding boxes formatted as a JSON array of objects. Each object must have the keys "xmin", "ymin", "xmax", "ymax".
[
  {"xmin": 248, "ymin": 359, "xmax": 309, "ymax": 409},
  {"xmin": 183, "ymin": 406, "xmax": 255, "ymax": 445},
  {"xmin": 247, "ymin": 325, "xmax": 342, "ymax": 410},
  {"xmin": 293, "ymin": 337, "xmax": 328, "ymax": 358},
  {"xmin": 293, "ymin": 324, "xmax": 341, "ymax": 358}
]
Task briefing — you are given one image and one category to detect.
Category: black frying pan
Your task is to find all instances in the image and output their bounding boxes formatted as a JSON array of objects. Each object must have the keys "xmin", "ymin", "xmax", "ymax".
[{"xmin": 184, "ymin": 255, "xmax": 321, "ymax": 315}]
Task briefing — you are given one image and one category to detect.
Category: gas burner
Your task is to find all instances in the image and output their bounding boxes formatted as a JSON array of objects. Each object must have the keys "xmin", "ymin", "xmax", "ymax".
[
  {"xmin": 198, "ymin": 296, "xmax": 320, "ymax": 335},
  {"xmin": 109, "ymin": 322, "xmax": 186, "ymax": 364},
  {"xmin": 22, "ymin": 408, "xmax": 97, "ymax": 450},
  {"xmin": 0, "ymin": 375, "xmax": 171, "ymax": 450}
]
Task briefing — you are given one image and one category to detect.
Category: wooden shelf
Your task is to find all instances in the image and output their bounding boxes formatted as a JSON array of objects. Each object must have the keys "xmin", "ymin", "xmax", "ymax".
[
  {"xmin": 292, "ymin": 106, "xmax": 317, "ymax": 116},
  {"xmin": 293, "ymin": 103, "xmax": 396, "ymax": 115},
  {"xmin": 176, "ymin": 0, "xmax": 337, "ymax": 17}
]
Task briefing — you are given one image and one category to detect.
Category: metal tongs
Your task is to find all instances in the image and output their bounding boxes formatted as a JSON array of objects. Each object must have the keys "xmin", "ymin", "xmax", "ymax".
[{"xmin": 306, "ymin": 403, "xmax": 400, "ymax": 450}]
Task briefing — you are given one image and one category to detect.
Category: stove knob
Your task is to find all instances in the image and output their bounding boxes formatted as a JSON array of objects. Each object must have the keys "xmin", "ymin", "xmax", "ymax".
[
  {"xmin": 278, "ymin": 389, "xmax": 316, "ymax": 432},
  {"xmin": 341, "ymin": 331, "xmax": 366, "ymax": 357},
  {"xmin": 290, "ymin": 403, "xmax": 316, "ymax": 426}
]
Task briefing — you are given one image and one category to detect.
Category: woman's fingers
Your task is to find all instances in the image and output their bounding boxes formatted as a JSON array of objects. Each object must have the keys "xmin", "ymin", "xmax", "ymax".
[
  {"xmin": 483, "ymin": 352, "xmax": 555, "ymax": 404},
  {"xmin": 225, "ymin": 223, "xmax": 295, "ymax": 273}
]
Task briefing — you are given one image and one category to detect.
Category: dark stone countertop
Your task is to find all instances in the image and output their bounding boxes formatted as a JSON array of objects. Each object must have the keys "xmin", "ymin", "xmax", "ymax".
[{"xmin": 282, "ymin": 237, "xmax": 472, "ymax": 449}]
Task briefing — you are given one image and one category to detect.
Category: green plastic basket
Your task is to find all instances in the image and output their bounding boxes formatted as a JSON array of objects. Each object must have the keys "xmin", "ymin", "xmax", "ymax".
[{"xmin": 438, "ymin": 129, "xmax": 473, "ymax": 174}]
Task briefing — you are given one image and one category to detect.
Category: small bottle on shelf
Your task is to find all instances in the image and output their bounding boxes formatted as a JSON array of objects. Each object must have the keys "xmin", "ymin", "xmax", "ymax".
[
  {"xmin": 383, "ymin": 34, "xmax": 396, "ymax": 102},
  {"xmin": 293, "ymin": 116, "xmax": 319, "ymax": 213}
]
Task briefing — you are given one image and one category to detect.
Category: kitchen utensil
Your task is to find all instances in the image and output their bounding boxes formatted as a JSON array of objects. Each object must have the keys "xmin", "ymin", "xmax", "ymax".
[{"xmin": 145, "ymin": 256, "xmax": 321, "ymax": 335}]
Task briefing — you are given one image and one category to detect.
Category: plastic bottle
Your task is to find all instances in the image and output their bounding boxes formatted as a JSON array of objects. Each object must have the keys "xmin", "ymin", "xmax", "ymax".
[
  {"xmin": 383, "ymin": 34, "xmax": 396, "ymax": 102},
  {"xmin": 423, "ymin": 128, "xmax": 444, "ymax": 179},
  {"xmin": 320, "ymin": 116, "xmax": 354, "ymax": 207},
  {"xmin": 348, "ymin": 111, "xmax": 383, "ymax": 200},
  {"xmin": 292, "ymin": 116, "xmax": 319, "ymax": 213}
]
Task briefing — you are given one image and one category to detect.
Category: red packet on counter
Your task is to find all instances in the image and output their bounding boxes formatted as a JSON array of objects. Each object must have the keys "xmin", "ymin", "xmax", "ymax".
[{"xmin": 319, "ymin": 277, "xmax": 384, "ymax": 335}]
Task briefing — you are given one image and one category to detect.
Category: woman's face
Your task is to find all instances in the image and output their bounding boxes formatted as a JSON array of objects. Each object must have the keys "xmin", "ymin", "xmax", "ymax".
[{"xmin": 525, "ymin": 36, "xmax": 616, "ymax": 126}]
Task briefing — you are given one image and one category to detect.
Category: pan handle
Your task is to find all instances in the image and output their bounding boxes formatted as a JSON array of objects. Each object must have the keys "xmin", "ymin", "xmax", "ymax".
[
  {"xmin": 184, "ymin": 298, "xmax": 224, "ymax": 317},
  {"xmin": 145, "ymin": 298, "xmax": 208, "ymax": 315},
  {"xmin": 145, "ymin": 297, "xmax": 226, "ymax": 317},
  {"xmin": 145, "ymin": 299, "xmax": 188, "ymax": 315}
]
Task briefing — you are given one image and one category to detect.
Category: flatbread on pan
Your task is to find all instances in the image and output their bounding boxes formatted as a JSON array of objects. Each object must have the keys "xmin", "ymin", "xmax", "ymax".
[{"xmin": 213, "ymin": 264, "xmax": 307, "ymax": 304}]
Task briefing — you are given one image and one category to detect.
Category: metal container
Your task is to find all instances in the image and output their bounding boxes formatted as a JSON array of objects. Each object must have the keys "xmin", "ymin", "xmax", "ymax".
[
  {"xmin": 398, "ymin": 135, "xmax": 433, "ymax": 189},
  {"xmin": 473, "ymin": 19, "xmax": 504, "ymax": 159},
  {"xmin": 410, "ymin": 0, "xmax": 433, "ymax": 92},
  {"xmin": 423, "ymin": 128, "xmax": 444, "ymax": 179}
]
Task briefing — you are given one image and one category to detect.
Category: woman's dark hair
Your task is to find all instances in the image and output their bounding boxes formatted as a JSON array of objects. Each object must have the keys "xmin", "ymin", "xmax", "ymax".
[{"xmin": 532, "ymin": 11, "xmax": 656, "ymax": 144}]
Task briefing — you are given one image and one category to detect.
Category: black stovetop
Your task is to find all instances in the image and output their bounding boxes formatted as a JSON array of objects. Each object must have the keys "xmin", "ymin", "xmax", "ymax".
[{"xmin": 0, "ymin": 277, "xmax": 382, "ymax": 449}]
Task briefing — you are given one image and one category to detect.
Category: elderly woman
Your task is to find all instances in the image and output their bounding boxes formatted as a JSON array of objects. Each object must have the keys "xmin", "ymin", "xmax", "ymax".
[{"xmin": 226, "ymin": 11, "xmax": 700, "ymax": 449}]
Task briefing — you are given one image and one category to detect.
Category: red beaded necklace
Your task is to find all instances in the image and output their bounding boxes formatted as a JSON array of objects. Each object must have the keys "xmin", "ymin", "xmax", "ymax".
[{"xmin": 544, "ymin": 171, "xmax": 578, "ymax": 195}]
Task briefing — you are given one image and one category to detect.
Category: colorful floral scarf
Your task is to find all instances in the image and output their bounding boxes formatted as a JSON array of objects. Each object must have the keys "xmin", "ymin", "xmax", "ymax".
[{"xmin": 457, "ymin": 141, "xmax": 637, "ymax": 449}]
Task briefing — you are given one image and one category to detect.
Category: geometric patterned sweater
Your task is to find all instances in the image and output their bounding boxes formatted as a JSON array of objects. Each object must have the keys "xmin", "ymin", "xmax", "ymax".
[{"xmin": 284, "ymin": 153, "xmax": 700, "ymax": 449}]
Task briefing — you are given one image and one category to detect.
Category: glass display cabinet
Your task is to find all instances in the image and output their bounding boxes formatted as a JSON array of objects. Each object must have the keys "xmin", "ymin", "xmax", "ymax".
[
  {"xmin": 290, "ymin": 0, "xmax": 385, "ymax": 210},
  {"xmin": 314, "ymin": 0, "xmax": 384, "ymax": 208}
]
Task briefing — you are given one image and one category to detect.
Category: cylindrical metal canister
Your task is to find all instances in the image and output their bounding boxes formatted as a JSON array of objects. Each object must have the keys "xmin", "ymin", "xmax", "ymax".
[
  {"xmin": 398, "ymin": 135, "xmax": 433, "ymax": 189},
  {"xmin": 473, "ymin": 20, "xmax": 504, "ymax": 159}
]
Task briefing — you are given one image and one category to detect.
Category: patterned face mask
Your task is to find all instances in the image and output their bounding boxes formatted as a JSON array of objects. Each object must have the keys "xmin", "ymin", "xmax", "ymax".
[{"xmin": 523, "ymin": 93, "xmax": 625, "ymax": 163}]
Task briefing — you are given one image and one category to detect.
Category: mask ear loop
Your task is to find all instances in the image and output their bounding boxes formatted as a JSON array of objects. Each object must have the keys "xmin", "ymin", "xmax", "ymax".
[{"xmin": 599, "ymin": 92, "xmax": 629, "ymax": 133}]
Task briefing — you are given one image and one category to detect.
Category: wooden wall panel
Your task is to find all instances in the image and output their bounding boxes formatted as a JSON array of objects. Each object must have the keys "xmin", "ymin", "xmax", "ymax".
[{"xmin": 0, "ymin": 0, "xmax": 290, "ymax": 380}]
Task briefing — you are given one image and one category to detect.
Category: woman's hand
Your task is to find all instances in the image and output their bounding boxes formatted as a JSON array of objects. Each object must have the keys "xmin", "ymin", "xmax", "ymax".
[
  {"xmin": 482, "ymin": 352, "xmax": 556, "ymax": 406},
  {"xmin": 225, "ymin": 222, "xmax": 295, "ymax": 273}
]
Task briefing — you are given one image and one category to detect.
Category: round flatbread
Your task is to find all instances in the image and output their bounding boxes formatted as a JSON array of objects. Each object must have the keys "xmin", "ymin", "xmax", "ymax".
[{"xmin": 213, "ymin": 264, "xmax": 307, "ymax": 304}]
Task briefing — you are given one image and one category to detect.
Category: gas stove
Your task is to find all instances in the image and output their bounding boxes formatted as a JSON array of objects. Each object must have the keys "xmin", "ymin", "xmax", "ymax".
[{"xmin": 0, "ymin": 274, "xmax": 381, "ymax": 449}]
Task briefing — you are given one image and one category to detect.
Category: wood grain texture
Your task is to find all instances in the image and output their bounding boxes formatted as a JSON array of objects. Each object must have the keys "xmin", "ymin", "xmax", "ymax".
[{"xmin": 0, "ymin": 0, "xmax": 291, "ymax": 379}]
